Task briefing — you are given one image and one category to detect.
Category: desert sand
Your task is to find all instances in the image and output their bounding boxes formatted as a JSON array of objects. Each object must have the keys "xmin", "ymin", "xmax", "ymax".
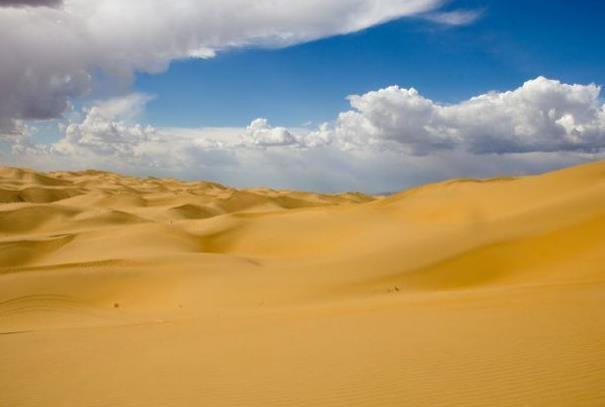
[{"xmin": 1, "ymin": 161, "xmax": 604, "ymax": 406}]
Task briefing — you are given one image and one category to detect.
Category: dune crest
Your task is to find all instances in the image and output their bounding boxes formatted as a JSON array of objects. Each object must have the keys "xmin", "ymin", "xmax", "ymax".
[{"xmin": 1, "ymin": 162, "xmax": 605, "ymax": 406}]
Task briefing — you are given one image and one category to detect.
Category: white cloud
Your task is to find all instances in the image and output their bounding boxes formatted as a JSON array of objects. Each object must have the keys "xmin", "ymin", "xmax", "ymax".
[
  {"xmin": 0, "ymin": 120, "xmax": 34, "ymax": 153},
  {"xmin": 316, "ymin": 77, "xmax": 605, "ymax": 155},
  {"xmin": 52, "ymin": 94, "xmax": 157, "ymax": 158},
  {"xmin": 5, "ymin": 77, "xmax": 605, "ymax": 193},
  {"xmin": 0, "ymin": 0, "xmax": 445, "ymax": 131},
  {"xmin": 243, "ymin": 118, "xmax": 298, "ymax": 148},
  {"xmin": 423, "ymin": 9, "xmax": 484, "ymax": 26}
]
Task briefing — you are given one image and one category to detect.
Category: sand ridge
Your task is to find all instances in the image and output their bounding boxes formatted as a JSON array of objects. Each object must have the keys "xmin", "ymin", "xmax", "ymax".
[{"xmin": 1, "ymin": 161, "xmax": 604, "ymax": 406}]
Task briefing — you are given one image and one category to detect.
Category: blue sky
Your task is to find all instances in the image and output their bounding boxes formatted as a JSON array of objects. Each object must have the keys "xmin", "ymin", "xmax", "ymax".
[
  {"xmin": 2, "ymin": 0, "xmax": 605, "ymax": 192},
  {"xmin": 136, "ymin": 0, "xmax": 605, "ymax": 128}
]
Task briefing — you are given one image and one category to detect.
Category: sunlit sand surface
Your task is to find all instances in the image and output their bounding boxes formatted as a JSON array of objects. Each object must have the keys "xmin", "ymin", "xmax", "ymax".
[{"xmin": 1, "ymin": 161, "xmax": 604, "ymax": 406}]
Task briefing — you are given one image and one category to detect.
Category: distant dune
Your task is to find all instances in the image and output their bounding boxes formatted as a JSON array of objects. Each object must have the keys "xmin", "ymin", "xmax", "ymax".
[{"xmin": 1, "ymin": 161, "xmax": 604, "ymax": 406}]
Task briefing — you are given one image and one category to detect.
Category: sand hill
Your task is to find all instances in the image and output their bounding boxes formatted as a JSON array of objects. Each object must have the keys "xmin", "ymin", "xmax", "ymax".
[{"xmin": 1, "ymin": 161, "xmax": 604, "ymax": 406}]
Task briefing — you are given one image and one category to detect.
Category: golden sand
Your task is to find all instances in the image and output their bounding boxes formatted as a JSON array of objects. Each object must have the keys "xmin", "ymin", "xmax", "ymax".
[{"xmin": 1, "ymin": 161, "xmax": 604, "ymax": 406}]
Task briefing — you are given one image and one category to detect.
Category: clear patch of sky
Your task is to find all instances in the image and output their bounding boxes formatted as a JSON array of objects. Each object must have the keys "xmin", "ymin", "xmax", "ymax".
[{"xmin": 135, "ymin": 0, "xmax": 605, "ymax": 128}]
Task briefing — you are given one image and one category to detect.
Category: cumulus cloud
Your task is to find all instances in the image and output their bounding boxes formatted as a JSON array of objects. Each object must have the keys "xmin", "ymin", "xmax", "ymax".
[
  {"xmin": 243, "ymin": 118, "xmax": 298, "ymax": 148},
  {"xmin": 0, "ymin": 0, "xmax": 445, "ymax": 132},
  {"xmin": 52, "ymin": 94, "xmax": 157, "ymax": 158},
  {"xmin": 13, "ymin": 93, "xmax": 238, "ymax": 172},
  {"xmin": 315, "ymin": 77, "xmax": 605, "ymax": 155},
  {"xmin": 3, "ymin": 77, "xmax": 604, "ymax": 193}
]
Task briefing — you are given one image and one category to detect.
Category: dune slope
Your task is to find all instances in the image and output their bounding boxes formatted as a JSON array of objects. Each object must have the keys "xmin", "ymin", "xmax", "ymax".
[{"xmin": 1, "ymin": 161, "xmax": 604, "ymax": 406}]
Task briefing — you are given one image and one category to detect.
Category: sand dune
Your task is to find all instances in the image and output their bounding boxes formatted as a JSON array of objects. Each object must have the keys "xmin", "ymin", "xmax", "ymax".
[{"xmin": 1, "ymin": 161, "xmax": 604, "ymax": 406}]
